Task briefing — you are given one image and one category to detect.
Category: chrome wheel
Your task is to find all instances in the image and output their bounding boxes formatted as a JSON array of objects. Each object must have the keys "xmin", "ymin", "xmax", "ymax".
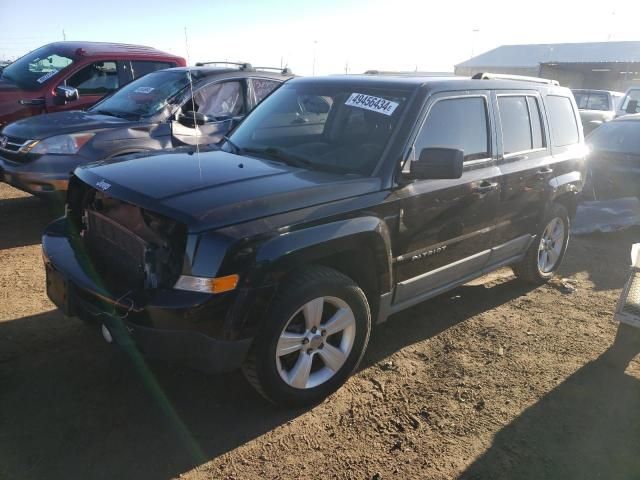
[
  {"xmin": 538, "ymin": 217, "xmax": 565, "ymax": 273},
  {"xmin": 276, "ymin": 296, "xmax": 356, "ymax": 390}
]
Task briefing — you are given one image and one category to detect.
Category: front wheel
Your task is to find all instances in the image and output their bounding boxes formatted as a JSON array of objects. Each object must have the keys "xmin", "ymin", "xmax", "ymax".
[
  {"xmin": 242, "ymin": 266, "xmax": 371, "ymax": 407},
  {"xmin": 513, "ymin": 203, "xmax": 570, "ymax": 284}
]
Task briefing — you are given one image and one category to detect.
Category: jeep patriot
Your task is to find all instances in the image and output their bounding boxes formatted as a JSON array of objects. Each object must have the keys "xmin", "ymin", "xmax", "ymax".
[{"xmin": 43, "ymin": 73, "xmax": 586, "ymax": 406}]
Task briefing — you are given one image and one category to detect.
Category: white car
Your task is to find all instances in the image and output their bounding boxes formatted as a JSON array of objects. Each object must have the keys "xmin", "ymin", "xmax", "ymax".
[{"xmin": 617, "ymin": 87, "xmax": 640, "ymax": 117}]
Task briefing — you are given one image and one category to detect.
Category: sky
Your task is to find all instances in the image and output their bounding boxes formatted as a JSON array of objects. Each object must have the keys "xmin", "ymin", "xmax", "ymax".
[{"xmin": 1, "ymin": 0, "xmax": 639, "ymax": 75}]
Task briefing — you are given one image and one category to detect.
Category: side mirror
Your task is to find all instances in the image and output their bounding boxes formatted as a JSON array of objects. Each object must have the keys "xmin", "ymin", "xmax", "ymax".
[
  {"xmin": 178, "ymin": 111, "xmax": 208, "ymax": 127},
  {"xmin": 625, "ymin": 99, "xmax": 638, "ymax": 114},
  {"xmin": 54, "ymin": 85, "xmax": 79, "ymax": 103},
  {"xmin": 410, "ymin": 147, "xmax": 464, "ymax": 180}
]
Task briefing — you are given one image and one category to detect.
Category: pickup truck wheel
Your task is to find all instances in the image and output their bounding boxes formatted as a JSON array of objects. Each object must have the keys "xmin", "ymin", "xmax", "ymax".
[
  {"xmin": 513, "ymin": 203, "xmax": 570, "ymax": 284},
  {"xmin": 242, "ymin": 266, "xmax": 371, "ymax": 407}
]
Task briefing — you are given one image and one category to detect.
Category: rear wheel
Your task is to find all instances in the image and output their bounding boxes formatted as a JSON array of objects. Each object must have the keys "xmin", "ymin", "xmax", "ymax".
[
  {"xmin": 242, "ymin": 266, "xmax": 371, "ymax": 407},
  {"xmin": 513, "ymin": 203, "xmax": 570, "ymax": 284}
]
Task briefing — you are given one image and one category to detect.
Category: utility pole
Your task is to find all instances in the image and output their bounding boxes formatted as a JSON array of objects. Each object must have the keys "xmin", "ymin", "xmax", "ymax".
[
  {"xmin": 607, "ymin": 11, "xmax": 616, "ymax": 41},
  {"xmin": 62, "ymin": 29, "xmax": 66, "ymax": 41},
  {"xmin": 471, "ymin": 28, "xmax": 480, "ymax": 58},
  {"xmin": 312, "ymin": 40, "xmax": 318, "ymax": 76}
]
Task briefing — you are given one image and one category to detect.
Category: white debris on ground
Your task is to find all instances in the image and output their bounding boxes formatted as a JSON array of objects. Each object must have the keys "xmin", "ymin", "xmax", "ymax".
[{"xmin": 572, "ymin": 197, "xmax": 640, "ymax": 235}]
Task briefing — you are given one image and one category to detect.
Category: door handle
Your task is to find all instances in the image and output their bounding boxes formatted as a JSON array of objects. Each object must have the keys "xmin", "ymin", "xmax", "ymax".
[{"xmin": 473, "ymin": 181, "xmax": 498, "ymax": 193}]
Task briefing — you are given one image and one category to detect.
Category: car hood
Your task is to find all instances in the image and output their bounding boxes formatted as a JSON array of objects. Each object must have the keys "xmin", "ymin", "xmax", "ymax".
[
  {"xmin": 2, "ymin": 109, "xmax": 132, "ymax": 139},
  {"xmin": 74, "ymin": 149, "xmax": 382, "ymax": 232}
]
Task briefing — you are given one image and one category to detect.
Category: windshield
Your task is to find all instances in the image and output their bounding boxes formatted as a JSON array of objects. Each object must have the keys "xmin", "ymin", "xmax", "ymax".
[
  {"xmin": 588, "ymin": 121, "xmax": 640, "ymax": 154},
  {"xmin": 89, "ymin": 70, "xmax": 192, "ymax": 118},
  {"xmin": 1, "ymin": 45, "xmax": 74, "ymax": 90},
  {"xmin": 620, "ymin": 89, "xmax": 640, "ymax": 113},
  {"xmin": 227, "ymin": 82, "xmax": 410, "ymax": 175},
  {"xmin": 573, "ymin": 91, "xmax": 610, "ymax": 111}
]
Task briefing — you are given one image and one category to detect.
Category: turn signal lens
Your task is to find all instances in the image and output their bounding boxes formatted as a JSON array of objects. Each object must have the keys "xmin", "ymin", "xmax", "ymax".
[{"xmin": 174, "ymin": 274, "xmax": 239, "ymax": 294}]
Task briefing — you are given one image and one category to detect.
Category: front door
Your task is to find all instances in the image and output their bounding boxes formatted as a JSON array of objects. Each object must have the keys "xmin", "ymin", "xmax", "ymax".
[
  {"xmin": 49, "ymin": 60, "xmax": 121, "ymax": 113},
  {"xmin": 172, "ymin": 80, "xmax": 246, "ymax": 146},
  {"xmin": 391, "ymin": 92, "xmax": 501, "ymax": 307}
]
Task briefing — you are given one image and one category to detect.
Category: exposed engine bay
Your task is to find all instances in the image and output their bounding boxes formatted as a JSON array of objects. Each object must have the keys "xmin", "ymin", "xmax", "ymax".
[{"xmin": 67, "ymin": 185, "xmax": 186, "ymax": 293}]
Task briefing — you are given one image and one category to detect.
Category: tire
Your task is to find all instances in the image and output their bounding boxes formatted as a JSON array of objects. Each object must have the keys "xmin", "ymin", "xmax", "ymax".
[
  {"xmin": 242, "ymin": 266, "xmax": 371, "ymax": 407},
  {"xmin": 512, "ymin": 203, "xmax": 570, "ymax": 284}
]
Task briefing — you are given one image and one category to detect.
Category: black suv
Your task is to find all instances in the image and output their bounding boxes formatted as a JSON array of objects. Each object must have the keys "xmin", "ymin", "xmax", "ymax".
[
  {"xmin": 43, "ymin": 73, "xmax": 586, "ymax": 407},
  {"xmin": 0, "ymin": 62, "xmax": 291, "ymax": 197}
]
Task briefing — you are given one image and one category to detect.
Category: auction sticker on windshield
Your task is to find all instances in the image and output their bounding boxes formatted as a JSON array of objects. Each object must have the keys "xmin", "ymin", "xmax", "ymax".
[
  {"xmin": 36, "ymin": 70, "xmax": 59, "ymax": 84},
  {"xmin": 345, "ymin": 93, "xmax": 399, "ymax": 116}
]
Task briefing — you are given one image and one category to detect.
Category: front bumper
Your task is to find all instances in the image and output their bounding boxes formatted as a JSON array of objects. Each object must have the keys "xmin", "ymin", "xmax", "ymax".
[
  {"xmin": 42, "ymin": 218, "xmax": 254, "ymax": 374},
  {"xmin": 0, "ymin": 153, "xmax": 83, "ymax": 196}
]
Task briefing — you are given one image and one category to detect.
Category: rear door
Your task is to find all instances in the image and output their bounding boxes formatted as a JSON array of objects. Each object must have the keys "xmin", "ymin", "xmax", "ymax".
[
  {"xmin": 490, "ymin": 91, "xmax": 553, "ymax": 260},
  {"xmin": 391, "ymin": 92, "xmax": 501, "ymax": 307},
  {"xmin": 172, "ymin": 79, "xmax": 247, "ymax": 146}
]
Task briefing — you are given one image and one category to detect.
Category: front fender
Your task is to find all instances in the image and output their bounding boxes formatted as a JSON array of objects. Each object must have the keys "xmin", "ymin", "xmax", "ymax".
[
  {"xmin": 219, "ymin": 216, "xmax": 394, "ymax": 337},
  {"xmin": 250, "ymin": 216, "xmax": 393, "ymax": 293}
]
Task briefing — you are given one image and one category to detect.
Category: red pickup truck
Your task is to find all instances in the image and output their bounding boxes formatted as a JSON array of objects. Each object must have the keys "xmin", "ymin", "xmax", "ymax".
[{"xmin": 0, "ymin": 41, "xmax": 185, "ymax": 128}]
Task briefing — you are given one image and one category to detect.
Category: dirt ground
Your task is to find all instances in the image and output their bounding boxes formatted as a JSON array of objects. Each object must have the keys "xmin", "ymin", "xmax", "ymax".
[{"xmin": 1, "ymin": 182, "xmax": 640, "ymax": 480}]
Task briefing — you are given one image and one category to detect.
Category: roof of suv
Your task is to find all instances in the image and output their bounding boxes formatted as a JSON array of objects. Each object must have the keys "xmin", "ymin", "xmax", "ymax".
[
  {"xmin": 167, "ymin": 66, "xmax": 294, "ymax": 80},
  {"xmin": 43, "ymin": 41, "xmax": 182, "ymax": 59},
  {"xmin": 291, "ymin": 74, "xmax": 568, "ymax": 93}
]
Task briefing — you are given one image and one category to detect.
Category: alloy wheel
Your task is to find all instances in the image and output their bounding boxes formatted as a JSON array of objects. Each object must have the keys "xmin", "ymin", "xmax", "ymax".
[{"xmin": 275, "ymin": 296, "xmax": 356, "ymax": 389}]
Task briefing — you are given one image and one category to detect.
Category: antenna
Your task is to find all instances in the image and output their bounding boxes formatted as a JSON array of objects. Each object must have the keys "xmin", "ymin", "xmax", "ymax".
[{"xmin": 184, "ymin": 26, "xmax": 202, "ymax": 181}]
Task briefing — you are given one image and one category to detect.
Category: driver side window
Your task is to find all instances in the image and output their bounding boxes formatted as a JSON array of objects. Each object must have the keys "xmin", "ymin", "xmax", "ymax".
[
  {"xmin": 66, "ymin": 61, "xmax": 119, "ymax": 95},
  {"xmin": 186, "ymin": 81, "xmax": 245, "ymax": 119}
]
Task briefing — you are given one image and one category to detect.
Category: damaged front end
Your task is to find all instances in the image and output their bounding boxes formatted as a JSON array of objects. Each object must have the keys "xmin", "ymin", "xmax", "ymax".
[
  {"xmin": 66, "ymin": 178, "xmax": 187, "ymax": 296},
  {"xmin": 42, "ymin": 176, "xmax": 254, "ymax": 373}
]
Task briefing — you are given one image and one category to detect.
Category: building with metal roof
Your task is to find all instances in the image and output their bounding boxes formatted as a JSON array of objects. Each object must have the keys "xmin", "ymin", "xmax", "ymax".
[{"xmin": 455, "ymin": 41, "xmax": 640, "ymax": 91}]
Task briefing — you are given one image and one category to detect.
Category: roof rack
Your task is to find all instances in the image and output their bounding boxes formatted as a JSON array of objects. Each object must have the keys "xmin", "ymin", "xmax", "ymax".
[
  {"xmin": 364, "ymin": 70, "xmax": 454, "ymax": 76},
  {"xmin": 254, "ymin": 66, "xmax": 294, "ymax": 75},
  {"xmin": 472, "ymin": 72, "xmax": 559, "ymax": 86},
  {"xmin": 194, "ymin": 61, "xmax": 255, "ymax": 71}
]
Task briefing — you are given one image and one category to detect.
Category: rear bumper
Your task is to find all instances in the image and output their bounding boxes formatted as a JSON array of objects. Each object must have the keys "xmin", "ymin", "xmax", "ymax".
[
  {"xmin": 42, "ymin": 218, "xmax": 255, "ymax": 373},
  {"xmin": 0, "ymin": 153, "xmax": 81, "ymax": 196}
]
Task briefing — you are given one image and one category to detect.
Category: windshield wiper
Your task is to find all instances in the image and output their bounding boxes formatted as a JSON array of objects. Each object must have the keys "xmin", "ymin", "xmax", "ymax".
[
  {"xmin": 93, "ymin": 109, "xmax": 138, "ymax": 120},
  {"xmin": 222, "ymin": 135, "xmax": 243, "ymax": 155},
  {"xmin": 243, "ymin": 147, "xmax": 312, "ymax": 169}
]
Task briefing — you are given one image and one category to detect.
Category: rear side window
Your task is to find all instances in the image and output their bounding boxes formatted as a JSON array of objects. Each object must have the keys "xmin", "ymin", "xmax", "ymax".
[
  {"xmin": 498, "ymin": 96, "xmax": 532, "ymax": 154},
  {"xmin": 130, "ymin": 61, "xmax": 175, "ymax": 80},
  {"xmin": 415, "ymin": 97, "xmax": 490, "ymax": 161},
  {"xmin": 546, "ymin": 95, "xmax": 580, "ymax": 147},
  {"xmin": 498, "ymin": 95, "xmax": 546, "ymax": 154},
  {"xmin": 66, "ymin": 61, "xmax": 119, "ymax": 95},
  {"xmin": 187, "ymin": 81, "xmax": 244, "ymax": 117},
  {"xmin": 250, "ymin": 78, "xmax": 281, "ymax": 104}
]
